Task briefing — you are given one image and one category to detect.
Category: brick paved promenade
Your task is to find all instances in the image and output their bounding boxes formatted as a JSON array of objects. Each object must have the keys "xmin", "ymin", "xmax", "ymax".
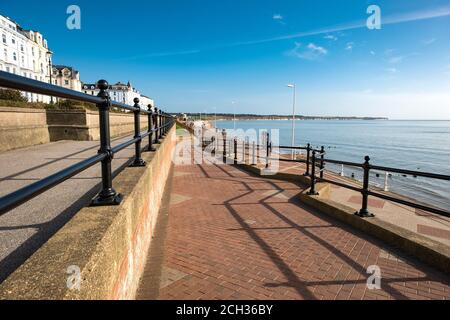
[{"xmin": 138, "ymin": 145, "xmax": 450, "ymax": 300}]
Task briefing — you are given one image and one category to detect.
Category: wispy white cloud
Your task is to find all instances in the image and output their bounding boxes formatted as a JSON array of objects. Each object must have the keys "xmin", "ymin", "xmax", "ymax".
[
  {"xmin": 385, "ymin": 51, "xmax": 420, "ymax": 64},
  {"xmin": 226, "ymin": 6, "xmax": 450, "ymax": 48},
  {"xmin": 370, "ymin": 50, "xmax": 376, "ymax": 56},
  {"xmin": 345, "ymin": 42, "xmax": 354, "ymax": 51},
  {"xmin": 386, "ymin": 67, "xmax": 398, "ymax": 74},
  {"xmin": 388, "ymin": 56, "xmax": 404, "ymax": 64},
  {"xmin": 286, "ymin": 42, "xmax": 328, "ymax": 60},
  {"xmin": 118, "ymin": 5, "xmax": 450, "ymax": 59},
  {"xmin": 273, "ymin": 14, "xmax": 286, "ymax": 25},
  {"xmin": 115, "ymin": 49, "xmax": 200, "ymax": 61},
  {"xmin": 324, "ymin": 34, "xmax": 338, "ymax": 41},
  {"xmin": 273, "ymin": 14, "xmax": 283, "ymax": 20},
  {"xmin": 423, "ymin": 38, "xmax": 437, "ymax": 45}
]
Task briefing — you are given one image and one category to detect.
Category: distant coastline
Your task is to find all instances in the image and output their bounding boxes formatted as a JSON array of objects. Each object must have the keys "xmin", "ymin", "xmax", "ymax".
[{"xmin": 184, "ymin": 113, "xmax": 389, "ymax": 121}]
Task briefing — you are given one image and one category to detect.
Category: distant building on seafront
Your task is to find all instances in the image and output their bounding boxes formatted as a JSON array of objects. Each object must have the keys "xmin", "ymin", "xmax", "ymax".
[
  {"xmin": 52, "ymin": 65, "xmax": 82, "ymax": 92},
  {"xmin": 0, "ymin": 14, "xmax": 52, "ymax": 103},
  {"xmin": 82, "ymin": 81, "xmax": 154, "ymax": 110}
]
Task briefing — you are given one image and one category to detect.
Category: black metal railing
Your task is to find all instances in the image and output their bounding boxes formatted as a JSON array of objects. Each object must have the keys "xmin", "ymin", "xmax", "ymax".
[
  {"xmin": 279, "ymin": 143, "xmax": 450, "ymax": 218},
  {"xmin": 200, "ymin": 129, "xmax": 450, "ymax": 219},
  {"xmin": 0, "ymin": 71, "xmax": 175, "ymax": 216}
]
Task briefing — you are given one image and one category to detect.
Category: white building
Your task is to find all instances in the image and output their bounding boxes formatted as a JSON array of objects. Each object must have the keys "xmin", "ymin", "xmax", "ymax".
[
  {"xmin": 52, "ymin": 65, "xmax": 82, "ymax": 92},
  {"xmin": 82, "ymin": 81, "xmax": 154, "ymax": 110},
  {"xmin": 0, "ymin": 14, "xmax": 52, "ymax": 103}
]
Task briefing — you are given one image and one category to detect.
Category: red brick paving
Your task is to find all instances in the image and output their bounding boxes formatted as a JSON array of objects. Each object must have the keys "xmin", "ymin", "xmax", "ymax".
[{"xmin": 155, "ymin": 162, "xmax": 450, "ymax": 300}]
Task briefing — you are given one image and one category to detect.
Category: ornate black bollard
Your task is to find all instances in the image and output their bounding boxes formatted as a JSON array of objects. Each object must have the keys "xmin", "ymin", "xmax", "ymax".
[
  {"xmin": 357, "ymin": 156, "xmax": 375, "ymax": 217},
  {"xmin": 159, "ymin": 109, "xmax": 163, "ymax": 139},
  {"xmin": 147, "ymin": 105, "xmax": 156, "ymax": 152},
  {"xmin": 222, "ymin": 129, "xmax": 227, "ymax": 163},
  {"xmin": 154, "ymin": 107, "xmax": 160, "ymax": 143},
  {"xmin": 305, "ymin": 143, "xmax": 311, "ymax": 176},
  {"xmin": 130, "ymin": 98, "xmax": 146, "ymax": 167},
  {"xmin": 234, "ymin": 138, "xmax": 238, "ymax": 165},
  {"xmin": 265, "ymin": 132, "xmax": 270, "ymax": 169},
  {"xmin": 162, "ymin": 113, "xmax": 167, "ymax": 136},
  {"xmin": 320, "ymin": 146, "xmax": 325, "ymax": 179},
  {"xmin": 307, "ymin": 151, "xmax": 319, "ymax": 195},
  {"xmin": 91, "ymin": 80, "xmax": 123, "ymax": 206}
]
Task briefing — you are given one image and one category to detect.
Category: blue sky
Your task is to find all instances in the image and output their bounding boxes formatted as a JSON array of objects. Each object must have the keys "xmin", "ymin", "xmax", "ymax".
[{"xmin": 1, "ymin": 0, "xmax": 450, "ymax": 119}]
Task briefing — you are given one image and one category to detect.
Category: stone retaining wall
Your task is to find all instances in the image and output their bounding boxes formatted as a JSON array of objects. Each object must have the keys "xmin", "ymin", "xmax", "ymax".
[
  {"xmin": 0, "ymin": 106, "xmax": 148, "ymax": 152},
  {"xmin": 0, "ymin": 107, "xmax": 50, "ymax": 152}
]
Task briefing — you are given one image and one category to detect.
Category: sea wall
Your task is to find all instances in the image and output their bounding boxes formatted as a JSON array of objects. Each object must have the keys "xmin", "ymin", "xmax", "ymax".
[{"xmin": 0, "ymin": 125, "xmax": 176, "ymax": 300}]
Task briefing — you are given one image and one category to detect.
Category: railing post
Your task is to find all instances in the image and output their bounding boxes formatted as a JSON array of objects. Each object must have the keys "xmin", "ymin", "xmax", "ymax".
[
  {"xmin": 234, "ymin": 138, "xmax": 238, "ymax": 165},
  {"xmin": 130, "ymin": 98, "xmax": 146, "ymax": 167},
  {"xmin": 222, "ymin": 129, "xmax": 227, "ymax": 163},
  {"xmin": 384, "ymin": 171, "xmax": 389, "ymax": 192},
  {"xmin": 242, "ymin": 138, "xmax": 246, "ymax": 164},
  {"xmin": 320, "ymin": 146, "xmax": 325, "ymax": 179},
  {"xmin": 147, "ymin": 105, "xmax": 156, "ymax": 152},
  {"xmin": 305, "ymin": 143, "xmax": 311, "ymax": 176},
  {"xmin": 163, "ymin": 114, "xmax": 167, "ymax": 135},
  {"xmin": 91, "ymin": 80, "xmax": 123, "ymax": 206},
  {"xmin": 357, "ymin": 156, "xmax": 374, "ymax": 218},
  {"xmin": 266, "ymin": 132, "xmax": 270, "ymax": 169},
  {"xmin": 154, "ymin": 107, "xmax": 160, "ymax": 143},
  {"xmin": 307, "ymin": 151, "xmax": 318, "ymax": 195},
  {"xmin": 159, "ymin": 109, "xmax": 163, "ymax": 139},
  {"xmin": 252, "ymin": 141, "xmax": 256, "ymax": 165}
]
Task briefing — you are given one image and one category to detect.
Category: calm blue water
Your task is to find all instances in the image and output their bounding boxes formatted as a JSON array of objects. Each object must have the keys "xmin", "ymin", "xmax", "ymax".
[{"xmin": 216, "ymin": 120, "xmax": 450, "ymax": 211}]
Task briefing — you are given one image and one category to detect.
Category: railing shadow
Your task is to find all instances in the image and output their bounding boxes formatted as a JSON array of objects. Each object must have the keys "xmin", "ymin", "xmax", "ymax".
[{"xmin": 194, "ymin": 161, "xmax": 447, "ymax": 300}]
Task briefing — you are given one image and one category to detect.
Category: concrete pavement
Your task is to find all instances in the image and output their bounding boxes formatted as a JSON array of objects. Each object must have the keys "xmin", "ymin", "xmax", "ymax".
[{"xmin": 0, "ymin": 134, "xmax": 144, "ymax": 283}]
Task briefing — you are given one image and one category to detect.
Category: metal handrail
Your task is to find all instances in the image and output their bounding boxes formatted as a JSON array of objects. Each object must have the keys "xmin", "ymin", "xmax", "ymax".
[
  {"xmin": 211, "ymin": 132, "xmax": 450, "ymax": 218},
  {"xmin": 309, "ymin": 151, "xmax": 450, "ymax": 218},
  {"xmin": 0, "ymin": 72, "xmax": 175, "ymax": 216}
]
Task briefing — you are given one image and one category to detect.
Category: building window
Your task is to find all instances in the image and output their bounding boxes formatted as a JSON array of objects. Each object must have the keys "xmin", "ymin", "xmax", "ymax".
[
  {"xmin": 11, "ymin": 38, "xmax": 15, "ymax": 44},
  {"xmin": 65, "ymin": 80, "xmax": 69, "ymax": 85},
  {"xmin": 3, "ymin": 48, "xmax": 7, "ymax": 60},
  {"xmin": 13, "ymin": 52, "xmax": 17, "ymax": 61},
  {"xmin": 2, "ymin": 34, "xmax": 6, "ymax": 44},
  {"xmin": 20, "ymin": 45, "xmax": 24, "ymax": 52}
]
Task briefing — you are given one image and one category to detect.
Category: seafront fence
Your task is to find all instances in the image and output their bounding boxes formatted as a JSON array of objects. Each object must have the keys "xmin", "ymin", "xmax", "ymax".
[
  {"xmin": 0, "ymin": 71, "xmax": 175, "ymax": 215},
  {"xmin": 201, "ymin": 129, "xmax": 450, "ymax": 219}
]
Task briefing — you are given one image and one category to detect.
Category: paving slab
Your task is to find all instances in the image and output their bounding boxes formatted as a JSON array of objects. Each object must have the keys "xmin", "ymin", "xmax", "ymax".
[{"xmin": 138, "ymin": 142, "xmax": 450, "ymax": 300}]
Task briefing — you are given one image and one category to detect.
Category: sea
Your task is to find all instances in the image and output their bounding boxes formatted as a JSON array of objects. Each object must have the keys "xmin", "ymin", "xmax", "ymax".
[{"xmin": 215, "ymin": 120, "xmax": 450, "ymax": 211}]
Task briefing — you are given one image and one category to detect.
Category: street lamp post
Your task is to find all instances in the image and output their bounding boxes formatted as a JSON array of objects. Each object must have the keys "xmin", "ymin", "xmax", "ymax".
[
  {"xmin": 47, "ymin": 51, "xmax": 54, "ymax": 104},
  {"xmin": 287, "ymin": 84, "xmax": 297, "ymax": 160}
]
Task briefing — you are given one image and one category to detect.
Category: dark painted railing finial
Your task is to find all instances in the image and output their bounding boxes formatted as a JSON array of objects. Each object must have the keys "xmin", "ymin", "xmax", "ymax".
[
  {"xmin": 91, "ymin": 79, "xmax": 123, "ymax": 206},
  {"xmin": 130, "ymin": 98, "xmax": 146, "ymax": 167}
]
